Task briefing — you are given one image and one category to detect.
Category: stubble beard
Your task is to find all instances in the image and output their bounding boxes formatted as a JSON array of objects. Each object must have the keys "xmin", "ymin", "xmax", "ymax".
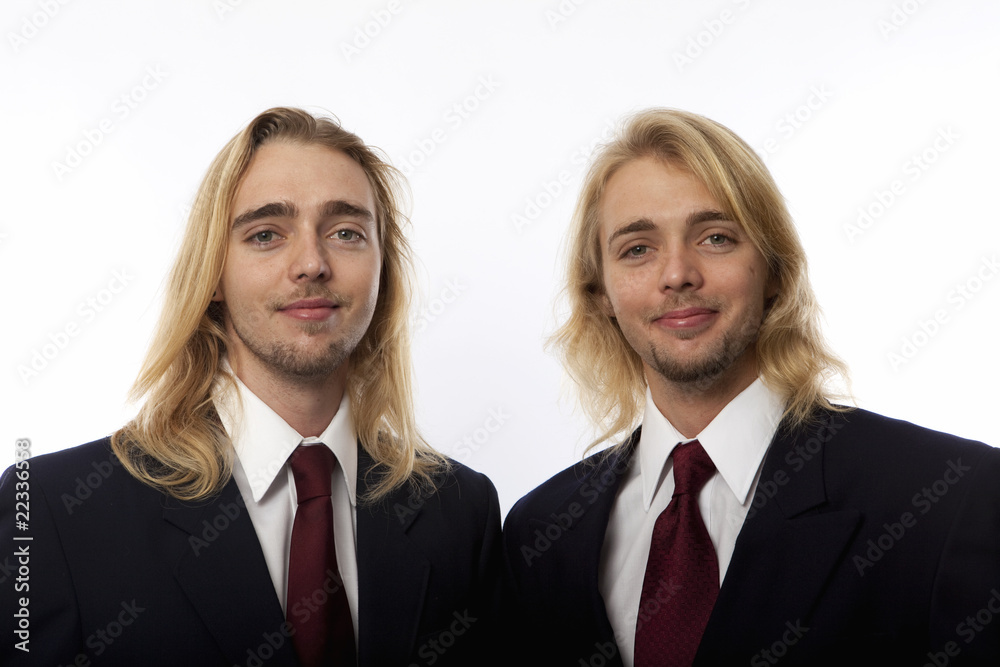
[
  {"xmin": 228, "ymin": 293, "xmax": 370, "ymax": 383},
  {"xmin": 232, "ymin": 321, "xmax": 356, "ymax": 382},
  {"xmin": 645, "ymin": 305, "xmax": 764, "ymax": 390}
]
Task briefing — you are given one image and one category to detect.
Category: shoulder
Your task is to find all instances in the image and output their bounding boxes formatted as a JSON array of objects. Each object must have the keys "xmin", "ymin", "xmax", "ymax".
[
  {"xmin": 424, "ymin": 458, "xmax": 500, "ymax": 523},
  {"xmin": 1, "ymin": 437, "xmax": 164, "ymax": 523},
  {"xmin": 363, "ymin": 456, "xmax": 501, "ymax": 530},
  {"xmin": 838, "ymin": 407, "xmax": 988, "ymax": 442},
  {"xmin": 3, "ymin": 437, "xmax": 123, "ymax": 493},
  {"xmin": 781, "ymin": 407, "xmax": 999, "ymax": 503},
  {"xmin": 505, "ymin": 430, "xmax": 637, "ymax": 530},
  {"xmin": 815, "ymin": 407, "xmax": 993, "ymax": 462},
  {"xmin": 437, "ymin": 457, "xmax": 499, "ymax": 498}
]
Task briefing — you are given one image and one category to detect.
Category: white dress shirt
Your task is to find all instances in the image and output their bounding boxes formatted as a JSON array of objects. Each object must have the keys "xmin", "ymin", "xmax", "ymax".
[
  {"xmin": 598, "ymin": 378, "xmax": 785, "ymax": 666},
  {"xmin": 214, "ymin": 375, "xmax": 360, "ymax": 642}
]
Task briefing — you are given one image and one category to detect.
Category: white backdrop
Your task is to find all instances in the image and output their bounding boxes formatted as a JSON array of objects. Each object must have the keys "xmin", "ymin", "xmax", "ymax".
[{"xmin": 2, "ymin": 0, "xmax": 998, "ymax": 515}]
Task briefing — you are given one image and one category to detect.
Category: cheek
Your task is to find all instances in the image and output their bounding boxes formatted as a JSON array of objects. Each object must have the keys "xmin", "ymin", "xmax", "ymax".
[
  {"xmin": 352, "ymin": 256, "xmax": 382, "ymax": 305},
  {"xmin": 221, "ymin": 249, "xmax": 270, "ymax": 292},
  {"xmin": 217, "ymin": 269, "xmax": 240, "ymax": 303},
  {"xmin": 600, "ymin": 268, "xmax": 628, "ymax": 317},
  {"xmin": 736, "ymin": 264, "xmax": 770, "ymax": 312},
  {"xmin": 606, "ymin": 268, "xmax": 651, "ymax": 310},
  {"xmin": 750, "ymin": 259, "xmax": 771, "ymax": 292},
  {"xmin": 221, "ymin": 267, "xmax": 265, "ymax": 304}
]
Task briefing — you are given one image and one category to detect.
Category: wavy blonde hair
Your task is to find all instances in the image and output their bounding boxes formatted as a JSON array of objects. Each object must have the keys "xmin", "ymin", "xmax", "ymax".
[
  {"xmin": 112, "ymin": 107, "xmax": 447, "ymax": 502},
  {"xmin": 552, "ymin": 108, "xmax": 850, "ymax": 451}
]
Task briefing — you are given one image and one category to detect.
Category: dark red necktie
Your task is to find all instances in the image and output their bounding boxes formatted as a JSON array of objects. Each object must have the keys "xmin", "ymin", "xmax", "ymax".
[
  {"xmin": 287, "ymin": 445, "xmax": 356, "ymax": 666},
  {"xmin": 634, "ymin": 440, "xmax": 719, "ymax": 667}
]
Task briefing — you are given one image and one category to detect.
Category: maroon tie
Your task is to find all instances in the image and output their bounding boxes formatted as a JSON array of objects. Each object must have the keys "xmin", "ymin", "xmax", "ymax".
[
  {"xmin": 286, "ymin": 445, "xmax": 356, "ymax": 666},
  {"xmin": 634, "ymin": 440, "xmax": 719, "ymax": 667}
]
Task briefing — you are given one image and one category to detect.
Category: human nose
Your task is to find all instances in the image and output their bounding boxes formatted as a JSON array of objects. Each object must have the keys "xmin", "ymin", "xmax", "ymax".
[
  {"xmin": 659, "ymin": 246, "xmax": 703, "ymax": 293},
  {"xmin": 288, "ymin": 232, "xmax": 331, "ymax": 282}
]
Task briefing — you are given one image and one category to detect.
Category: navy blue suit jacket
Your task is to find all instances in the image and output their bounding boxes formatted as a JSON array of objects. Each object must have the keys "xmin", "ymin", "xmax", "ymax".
[
  {"xmin": 503, "ymin": 408, "xmax": 1000, "ymax": 665},
  {"xmin": 1, "ymin": 437, "xmax": 501, "ymax": 666}
]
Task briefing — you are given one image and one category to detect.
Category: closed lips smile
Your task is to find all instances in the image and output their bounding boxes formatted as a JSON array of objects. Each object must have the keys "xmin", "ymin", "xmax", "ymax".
[
  {"xmin": 657, "ymin": 308, "xmax": 717, "ymax": 329},
  {"xmin": 279, "ymin": 299, "xmax": 339, "ymax": 321}
]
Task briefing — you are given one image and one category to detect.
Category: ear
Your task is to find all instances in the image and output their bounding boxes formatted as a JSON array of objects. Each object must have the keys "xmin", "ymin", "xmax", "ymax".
[{"xmin": 211, "ymin": 283, "xmax": 224, "ymax": 302}]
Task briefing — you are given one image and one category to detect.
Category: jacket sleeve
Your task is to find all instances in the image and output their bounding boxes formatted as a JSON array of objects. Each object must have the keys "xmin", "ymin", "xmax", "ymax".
[
  {"xmin": 444, "ymin": 468, "xmax": 504, "ymax": 667},
  {"xmin": 0, "ymin": 459, "xmax": 83, "ymax": 666},
  {"xmin": 929, "ymin": 444, "xmax": 1000, "ymax": 660},
  {"xmin": 469, "ymin": 471, "xmax": 504, "ymax": 666}
]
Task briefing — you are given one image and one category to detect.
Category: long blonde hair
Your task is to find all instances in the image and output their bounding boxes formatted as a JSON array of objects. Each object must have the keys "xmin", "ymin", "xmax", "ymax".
[
  {"xmin": 552, "ymin": 108, "xmax": 850, "ymax": 451},
  {"xmin": 112, "ymin": 107, "xmax": 447, "ymax": 502}
]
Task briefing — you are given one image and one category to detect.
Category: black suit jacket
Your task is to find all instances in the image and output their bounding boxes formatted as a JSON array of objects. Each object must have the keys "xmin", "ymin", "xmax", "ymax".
[
  {"xmin": 503, "ymin": 408, "xmax": 1000, "ymax": 665},
  {"xmin": 0, "ymin": 437, "xmax": 501, "ymax": 666}
]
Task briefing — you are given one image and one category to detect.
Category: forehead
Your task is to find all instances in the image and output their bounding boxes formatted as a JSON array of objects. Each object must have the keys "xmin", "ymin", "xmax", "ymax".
[
  {"xmin": 597, "ymin": 156, "xmax": 741, "ymax": 248},
  {"xmin": 600, "ymin": 157, "xmax": 719, "ymax": 222},
  {"xmin": 234, "ymin": 140, "xmax": 376, "ymax": 213}
]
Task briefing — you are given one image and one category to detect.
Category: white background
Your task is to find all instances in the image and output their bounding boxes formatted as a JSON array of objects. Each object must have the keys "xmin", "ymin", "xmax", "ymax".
[{"xmin": 2, "ymin": 0, "xmax": 998, "ymax": 515}]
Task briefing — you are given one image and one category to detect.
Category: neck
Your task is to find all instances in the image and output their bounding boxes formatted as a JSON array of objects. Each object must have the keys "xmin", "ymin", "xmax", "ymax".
[
  {"xmin": 229, "ymin": 356, "xmax": 348, "ymax": 438},
  {"xmin": 646, "ymin": 353, "xmax": 759, "ymax": 439}
]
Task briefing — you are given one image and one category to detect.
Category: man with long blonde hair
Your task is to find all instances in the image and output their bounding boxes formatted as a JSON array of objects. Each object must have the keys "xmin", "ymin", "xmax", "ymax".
[
  {"xmin": 503, "ymin": 108, "xmax": 1000, "ymax": 665},
  {"xmin": 1, "ymin": 107, "xmax": 500, "ymax": 666}
]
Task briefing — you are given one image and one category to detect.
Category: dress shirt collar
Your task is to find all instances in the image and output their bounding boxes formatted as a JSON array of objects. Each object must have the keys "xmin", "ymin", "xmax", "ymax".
[
  {"xmin": 637, "ymin": 378, "xmax": 785, "ymax": 510},
  {"xmin": 214, "ymin": 370, "xmax": 358, "ymax": 506}
]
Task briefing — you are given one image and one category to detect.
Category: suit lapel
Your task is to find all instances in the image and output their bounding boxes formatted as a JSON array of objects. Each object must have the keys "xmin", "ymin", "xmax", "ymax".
[
  {"xmin": 164, "ymin": 479, "xmax": 298, "ymax": 666},
  {"xmin": 355, "ymin": 443, "xmax": 430, "ymax": 667},
  {"xmin": 699, "ymin": 413, "xmax": 861, "ymax": 658},
  {"xmin": 531, "ymin": 430, "xmax": 636, "ymax": 558},
  {"xmin": 529, "ymin": 431, "xmax": 638, "ymax": 666}
]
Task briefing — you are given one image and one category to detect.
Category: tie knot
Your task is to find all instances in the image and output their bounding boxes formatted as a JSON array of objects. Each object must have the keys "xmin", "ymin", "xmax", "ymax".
[
  {"xmin": 671, "ymin": 440, "xmax": 715, "ymax": 497},
  {"xmin": 289, "ymin": 445, "xmax": 335, "ymax": 503}
]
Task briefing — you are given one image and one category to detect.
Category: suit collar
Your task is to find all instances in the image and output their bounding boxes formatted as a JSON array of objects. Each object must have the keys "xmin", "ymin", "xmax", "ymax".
[
  {"xmin": 699, "ymin": 411, "xmax": 861, "ymax": 660},
  {"xmin": 162, "ymin": 443, "xmax": 432, "ymax": 667},
  {"xmin": 163, "ymin": 479, "xmax": 299, "ymax": 666},
  {"xmin": 765, "ymin": 412, "xmax": 846, "ymax": 519},
  {"xmin": 524, "ymin": 431, "xmax": 638, "ymax": 667},
  {"xmin": 548, "ymin": 429, "xmax": 639, "ymax": 530},
  {"xmin": 354, "ymin": 442, "xmax": 431, "ymax": 665},
  {"xmin": 356, "ymin": 442, "xmax": 424, "ymax": 532},
  {"xmin": 519, "ymin": 412, "xmax": 859, "ymax": 665}
]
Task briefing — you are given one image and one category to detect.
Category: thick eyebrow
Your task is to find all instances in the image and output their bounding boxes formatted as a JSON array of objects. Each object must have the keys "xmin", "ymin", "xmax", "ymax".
[
  {"xmin": 607, "ymin": 219, "xmax": 656, "ymax": 251},
  {"xmin": 605, "ymin": 209, "xmax": 733, "ymax": 251},
  {"xmin": 688, "ymin": 209, "xmax": 730, "ymax": 226},
  {"xmin": 231, "ymin": 199, "xmax": 375, "ymax": 231},
  {"xmin": 322, "ymin": 200, "xmax": 374, "ymax": 223},
  {"xmin": 232, "ymin": 201, "xmax": 297, "ymax": 230}
]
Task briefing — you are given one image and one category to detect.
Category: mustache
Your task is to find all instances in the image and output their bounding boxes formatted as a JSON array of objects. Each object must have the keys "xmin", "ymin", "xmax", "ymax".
[
  {"xmin": 267, "ymin": 288, "xmax": 351, "ymax": 311},
  {"xmin": 644, "ymin": 296, "xmax": 724, "ymax": 320}
]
